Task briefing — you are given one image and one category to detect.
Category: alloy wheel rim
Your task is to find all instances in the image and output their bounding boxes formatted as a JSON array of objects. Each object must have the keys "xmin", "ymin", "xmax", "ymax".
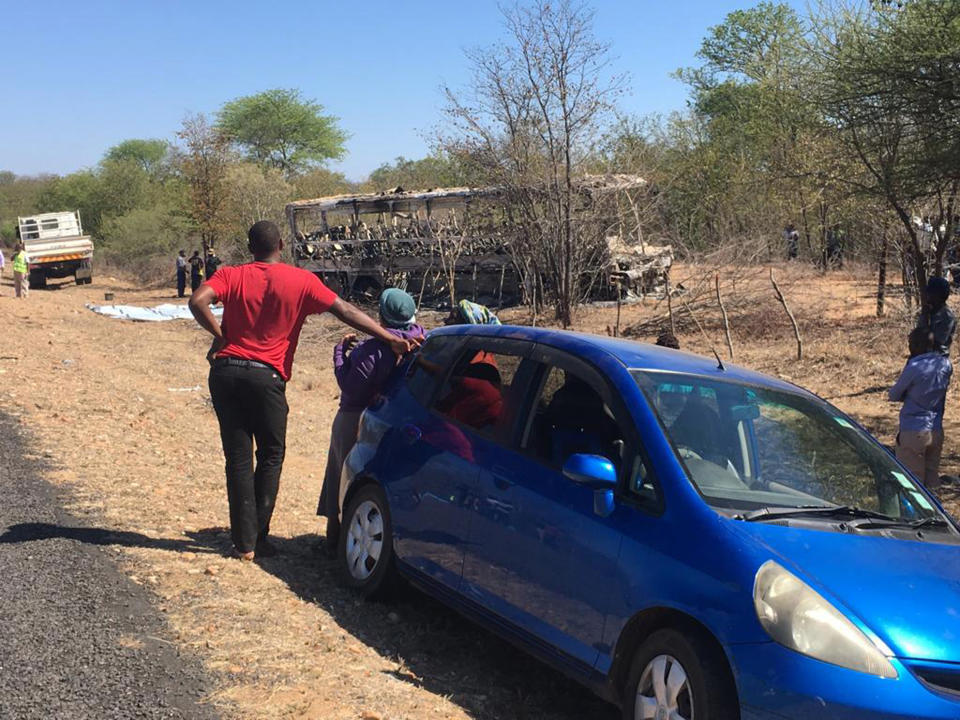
[
  {"xmin": 345, "ymin": 499, "xmax": 384, "ymax": 581},
  {"xmin": 635, "ymin": 654, "xmax": 693, "ymax": 720}
]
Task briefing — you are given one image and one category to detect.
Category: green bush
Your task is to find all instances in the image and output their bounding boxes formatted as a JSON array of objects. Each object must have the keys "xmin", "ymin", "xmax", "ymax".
[{"xmin": 99, "ymin": 205, "xmax": 194, "ymax": 283}]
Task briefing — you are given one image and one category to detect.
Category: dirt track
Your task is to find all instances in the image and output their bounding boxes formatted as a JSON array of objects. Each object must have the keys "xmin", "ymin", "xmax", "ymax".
[{"xmin": 0, "ymin": 264, "xmax": 956, "ymax": 719}]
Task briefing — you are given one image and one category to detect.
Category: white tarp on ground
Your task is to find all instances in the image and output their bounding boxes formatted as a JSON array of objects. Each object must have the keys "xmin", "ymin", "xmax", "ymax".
[{"xmin": 86, "ymin": 303, "xmax": 223, "ymax": 322}]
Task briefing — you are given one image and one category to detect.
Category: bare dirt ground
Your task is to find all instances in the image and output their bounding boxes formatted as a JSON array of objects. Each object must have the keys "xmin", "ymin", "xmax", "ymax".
[{"xmin": 0, "ymin": 261, "xmax": 956, "ymax": 720}]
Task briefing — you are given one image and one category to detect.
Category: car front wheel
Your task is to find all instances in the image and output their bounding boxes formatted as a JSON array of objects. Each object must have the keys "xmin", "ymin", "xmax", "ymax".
[
  {"xmin": 623, "ymin": 628, "xmax": 738, "ymax": 720},
  {"xmin": 338, "ymin": 483, "xmax": 398, "ymax": 599}
]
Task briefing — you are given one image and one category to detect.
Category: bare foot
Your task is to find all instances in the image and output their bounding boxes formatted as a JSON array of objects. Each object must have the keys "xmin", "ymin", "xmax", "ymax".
[{"xmin": 230, "ymin": 548, "xmax": 255, "ymax": 561}]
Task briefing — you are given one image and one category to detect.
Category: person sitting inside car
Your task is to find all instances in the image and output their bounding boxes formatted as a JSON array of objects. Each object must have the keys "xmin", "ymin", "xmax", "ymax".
[
  {"xmin": 543, "ymin": 374, "xmax": 623, "ymax": 469},
  {"xmin": 436, "ymin": 356, "xmax": 504, "ymax": 431},
  {"xmin": 669, "ymin": 393, "xmax": 727, "ymax": 466}
]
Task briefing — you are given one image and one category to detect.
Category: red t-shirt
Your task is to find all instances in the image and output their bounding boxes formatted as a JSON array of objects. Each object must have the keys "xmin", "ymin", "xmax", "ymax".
[{"xmin": 204, "ymin": 262, "xmax": 338, "ymax": 380}]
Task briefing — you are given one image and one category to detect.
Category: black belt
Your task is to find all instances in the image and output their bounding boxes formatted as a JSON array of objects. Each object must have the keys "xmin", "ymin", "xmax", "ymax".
[{"xmin": 213, "ymin": 357, "xmax": 280, "ymax": 374}]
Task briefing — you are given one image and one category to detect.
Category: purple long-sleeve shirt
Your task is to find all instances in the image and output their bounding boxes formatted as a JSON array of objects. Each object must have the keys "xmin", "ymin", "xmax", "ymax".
[{"xmin": 334, "ymin": 325, "xmax": 424, "ymax": 411}]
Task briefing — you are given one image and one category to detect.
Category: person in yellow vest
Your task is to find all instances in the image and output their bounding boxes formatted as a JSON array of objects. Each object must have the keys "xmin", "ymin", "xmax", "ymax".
[{"xmin": 12, "ymin": 244, "xmax": 28, "ymax": 299}]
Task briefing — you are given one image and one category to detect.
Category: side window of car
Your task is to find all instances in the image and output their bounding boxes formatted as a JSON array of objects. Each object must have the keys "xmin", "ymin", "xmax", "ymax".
[
  {"xmin": 432, "ymin": 347, "xmax": 525, "ymax": 440},
  {"xmin": 406, "ymin": 336, "xmax": 460, "ymax": 407},
  {"xmin": 522, "ymin": 366, "xmax": 628, "ymax": 473}
]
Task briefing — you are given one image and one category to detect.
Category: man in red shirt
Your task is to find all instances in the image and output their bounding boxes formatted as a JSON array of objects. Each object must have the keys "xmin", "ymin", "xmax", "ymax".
[{"xmin": 189, "ymin": 221, "xmax": 417, "ymax": 561}]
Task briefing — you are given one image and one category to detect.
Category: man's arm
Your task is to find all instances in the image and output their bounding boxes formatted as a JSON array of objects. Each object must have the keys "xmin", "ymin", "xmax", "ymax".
[
  {"xmin": 888, "ymin": 362, "xmax": 914, "ymax": 402},
  {"xmin": 328, "ymin": 298, "xmax": 421, "ymax": 356},
  {"xmin": 188, "ymin": 285, "xmax": 225, "ymax": 363}
]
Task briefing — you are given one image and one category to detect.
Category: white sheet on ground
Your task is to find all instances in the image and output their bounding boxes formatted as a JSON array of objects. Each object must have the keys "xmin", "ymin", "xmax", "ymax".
[{"xmin": 86, "ymin": 303, "xmax": 223, "ymax": 322}]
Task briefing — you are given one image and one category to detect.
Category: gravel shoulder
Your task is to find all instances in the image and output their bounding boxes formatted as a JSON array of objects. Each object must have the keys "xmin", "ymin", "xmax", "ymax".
[{"xmin": 0, "ymin": 410, "xmax": 216, "ymax": 720}]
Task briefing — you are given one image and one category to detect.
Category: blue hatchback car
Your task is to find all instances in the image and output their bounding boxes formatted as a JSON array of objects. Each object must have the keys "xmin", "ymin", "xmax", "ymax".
[{"xmin": 335, "ymin": 325, "xmax": 960, "ymax": 719}]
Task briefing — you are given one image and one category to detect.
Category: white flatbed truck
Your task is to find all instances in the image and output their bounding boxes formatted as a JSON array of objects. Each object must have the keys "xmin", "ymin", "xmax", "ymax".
[{"xmin": 17, "ymin": 210, "xmax": 94, "ymax": 289}]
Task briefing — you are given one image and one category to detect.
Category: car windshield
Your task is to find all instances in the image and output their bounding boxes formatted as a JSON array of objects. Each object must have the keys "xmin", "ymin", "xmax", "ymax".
[{"xmin": 632, "ymin": 370, "xmax": 941, "ymax": 520}]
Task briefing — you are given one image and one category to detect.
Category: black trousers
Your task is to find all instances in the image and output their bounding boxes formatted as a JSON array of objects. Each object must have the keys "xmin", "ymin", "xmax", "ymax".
[
  {"xmin": 176, "ymin": 269, "xmax": 186, "ymax": 297},
  {"xmin": 208, "ymin": 362, "xmax": 288, "ymax": 553}
]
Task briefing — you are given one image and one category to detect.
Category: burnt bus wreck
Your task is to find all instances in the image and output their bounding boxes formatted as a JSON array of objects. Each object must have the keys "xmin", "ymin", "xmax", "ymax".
[
  {"xmin": 285, "ymin": 178, "xmax": 669, "ymax": 308},
  {"xmin": 286, "ymin": 187, "xmax": 518, "ymax": 307}
]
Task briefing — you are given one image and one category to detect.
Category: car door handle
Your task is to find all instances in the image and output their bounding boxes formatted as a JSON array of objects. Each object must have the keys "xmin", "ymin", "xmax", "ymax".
[
  {"xmin": 492, "ymin": 466, "xmax": 514, "ymax": 490},
  {"xmin": 401, "ymin": 424, "xmax": 422, "ymax": 444}
]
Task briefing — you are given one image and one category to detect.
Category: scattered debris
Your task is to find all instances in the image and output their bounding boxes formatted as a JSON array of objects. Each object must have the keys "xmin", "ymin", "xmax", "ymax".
[{"xmin": 606, "ymin": 237, "xmax": 673, "ymax": 299}]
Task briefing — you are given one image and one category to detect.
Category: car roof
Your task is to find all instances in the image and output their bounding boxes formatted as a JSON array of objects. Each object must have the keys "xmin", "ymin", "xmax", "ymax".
[{"xmin": 429, "ymin": 324, "xmax": 807, "ymax": 395}]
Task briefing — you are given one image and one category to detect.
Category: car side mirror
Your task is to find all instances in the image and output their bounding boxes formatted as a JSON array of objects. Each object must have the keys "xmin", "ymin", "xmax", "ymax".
[{"xmin": 563, "ymin": 454, "xmax": 617, "ymax": 518}]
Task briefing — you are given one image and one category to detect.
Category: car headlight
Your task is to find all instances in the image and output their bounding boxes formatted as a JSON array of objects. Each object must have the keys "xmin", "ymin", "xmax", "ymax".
[{"xmin": 753, "ymin": 560, "xmax": 897, "ymax": 679}]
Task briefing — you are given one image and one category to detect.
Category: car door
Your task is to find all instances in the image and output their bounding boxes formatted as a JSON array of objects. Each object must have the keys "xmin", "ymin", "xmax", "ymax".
[
  {"xmin": 386, "ymin": 334, "xmax": 533, "ymax": 592},
  {"xmin": 383, "ymin": 334, "xmax": 477, "ymax": 590},
  {"xmin": 461, "ymin": 348, "xmax": 654, "ymax": 671}
]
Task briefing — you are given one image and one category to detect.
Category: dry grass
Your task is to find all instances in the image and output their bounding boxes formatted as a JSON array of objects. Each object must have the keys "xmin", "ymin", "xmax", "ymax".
[{"xmin": 0, "ymin": 262, "xmax": 956, "ymax": 720}]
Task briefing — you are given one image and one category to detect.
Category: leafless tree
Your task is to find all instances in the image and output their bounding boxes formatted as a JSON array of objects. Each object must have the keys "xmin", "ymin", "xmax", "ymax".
[
  {"xmin": 442, "ymin": 0, "xmax": 626, "ymax": 326},
  {"xmin": 176, "ymin": 113, "xmax": 231, "ymax": 253}
]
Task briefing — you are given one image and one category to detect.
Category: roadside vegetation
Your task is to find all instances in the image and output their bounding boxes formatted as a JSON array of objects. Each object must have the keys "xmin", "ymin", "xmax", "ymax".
[
  {"xmin": 4, "ymin": 1, "xmax": 960, "ymax": 317},
  {"xmin": 3, "ymin": 2, "xmax": 957, "ymax": 319}
]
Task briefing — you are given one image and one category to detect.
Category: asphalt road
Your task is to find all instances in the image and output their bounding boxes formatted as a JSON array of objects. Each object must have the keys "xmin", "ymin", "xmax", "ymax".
[{"xmin": 0, "ymin": 411, "xmax": 216, "ymax": 720}]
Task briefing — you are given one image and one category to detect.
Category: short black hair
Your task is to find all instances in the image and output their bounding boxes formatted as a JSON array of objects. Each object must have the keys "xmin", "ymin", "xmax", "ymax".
[
  {"xmin": 655, "ymin": 330, "xmax": 680, "ymax": 349},
  {"xmin": 909, "ymin": 327, "xmax": 933, "ymax": 355},
  {"xmin": 926, "ymin": 276, "xmax": 950, "ymax": 304},
  {"xmin": 248, "ymin": 221, "xmax": 282, "ymax": 257}
]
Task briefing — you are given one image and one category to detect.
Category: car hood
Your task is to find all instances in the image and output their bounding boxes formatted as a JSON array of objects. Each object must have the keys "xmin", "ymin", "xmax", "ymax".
[{"xmin": 731, "ymin": 521, "xmax": 960, "ymax": 663}]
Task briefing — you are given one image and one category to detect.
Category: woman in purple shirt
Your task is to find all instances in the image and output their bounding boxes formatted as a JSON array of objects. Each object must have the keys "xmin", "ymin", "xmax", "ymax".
[
  {"xmin": 889, "ymin": 327, "xmax": 953, "ymax": 489},
  {"xmin": 318, "ymin": 288, "xmax": 425, "ymax": 550}
]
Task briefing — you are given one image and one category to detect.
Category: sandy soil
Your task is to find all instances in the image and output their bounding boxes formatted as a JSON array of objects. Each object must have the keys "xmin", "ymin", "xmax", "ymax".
[{"xmin": 0, "ymin": 262, "xmax": 956, "ymax": 720}]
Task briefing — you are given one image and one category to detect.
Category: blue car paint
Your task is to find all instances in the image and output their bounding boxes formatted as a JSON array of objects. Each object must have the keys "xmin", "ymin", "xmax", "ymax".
[
  {"xmin": 462, "ymin": 430, "xmax": 624, "ymax": 669},
  {"xmin": 341, "ymin": 324, "xmax": 960, "ymax": 718}
]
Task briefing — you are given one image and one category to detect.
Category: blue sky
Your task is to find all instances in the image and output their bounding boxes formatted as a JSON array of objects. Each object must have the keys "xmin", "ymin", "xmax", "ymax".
[{"xmin": 2, "ymin": 0, "xmax": 801, "ymax": 181}]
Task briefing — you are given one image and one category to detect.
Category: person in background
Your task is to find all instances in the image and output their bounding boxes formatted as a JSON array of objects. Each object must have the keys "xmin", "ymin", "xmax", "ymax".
[
  {"xmin": 189, "ymin": 250, "xmax": 204, "ymax": 292},
  {"xmin": 318, "ymin": 288, "xmax": 425, "ymax": 552},
  {"xmin": 176, "ymin": 250, "xmax": 188, "ymax": 298},
  {"xmin": 444, "ymin": 298, "xmax": 501, "ymax": 326},
  {"xmin": 655, "ymin": 330, "xmax": 680, "ymax": 349},
  {"xmin": 916, "ymin": 276, "xmax": 956, "ymax": 356},
  {"xmin": 783, "ymin": 224, "xmax": 799, "ymax": 260},
  {"xmin": 12, "ymin": 244, "xmax": 28, "ymax": 299},
  {"xmin": 889, "ymin": 327, "xmax": 952, "ymax": 490},
  {"xmin": 0, "ymin": 247, "xmax": 5, "ymax": 296},
  {"xmin": 205, "ymin": 248, "xmax": 222, "ymax": 281},
  {"xmin": 188, "ymin": 221, "xmax": 418, "ymax": 561}
]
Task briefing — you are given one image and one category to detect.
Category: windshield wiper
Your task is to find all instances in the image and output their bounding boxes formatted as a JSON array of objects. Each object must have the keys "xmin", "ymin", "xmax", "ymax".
[
  {"xmin": 847, "ymin": 516, "xmax": 951, "ymax": 531},
  {"xmin": 738, "ymin": 505, "xmax": 896, "ymax": 523}
]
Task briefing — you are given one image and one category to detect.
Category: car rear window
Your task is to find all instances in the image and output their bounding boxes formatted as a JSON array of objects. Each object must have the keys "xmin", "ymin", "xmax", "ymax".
[
  {"xmin": 433, "ymin": 347, "xmax": 524, "ymax": 441},
  {"xmin": 406, "ymin": 335, "xmax": 460, "ymax": 406}
]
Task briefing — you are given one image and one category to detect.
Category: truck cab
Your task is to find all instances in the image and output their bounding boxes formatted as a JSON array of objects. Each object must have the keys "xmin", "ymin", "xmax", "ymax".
[{"xmin": 17, "ymin": 210, "xmax": 94, "ymax": 289}]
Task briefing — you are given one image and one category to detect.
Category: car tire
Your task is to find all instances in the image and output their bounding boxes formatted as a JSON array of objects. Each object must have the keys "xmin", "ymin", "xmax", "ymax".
[
  {"xmin": 338, "ymin": 483, "xmax": 398, "ymax": 599},
  {"xmin": 622, "ymin": 628, "xmax": 738, "ymax": 720}
]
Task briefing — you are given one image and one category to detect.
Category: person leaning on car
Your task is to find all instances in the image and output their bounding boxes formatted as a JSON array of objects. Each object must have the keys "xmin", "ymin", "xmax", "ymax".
[
  {"xmin": 889, "ymin": 327, "xmax": 953, "ymax": 490},
  {"xmin": 188, "ymin": 220, "xmax": 418, "ymax": 561},
  {"xmin": 318, "ymin": 288, "xmax": 425, "ymax": 553}
]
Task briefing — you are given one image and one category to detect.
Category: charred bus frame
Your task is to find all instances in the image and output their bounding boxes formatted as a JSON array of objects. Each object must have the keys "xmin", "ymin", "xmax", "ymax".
[{"xmin": 285, "ymin": 187, "xmax": 518, "ymax": 307}]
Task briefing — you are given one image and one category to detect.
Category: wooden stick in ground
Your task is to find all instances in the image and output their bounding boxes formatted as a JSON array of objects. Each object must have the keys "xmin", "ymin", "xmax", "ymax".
[
  {"xmin": 715, "ymin": 273, "xmax": 734, "ymax": 359},
  {"xmin": 615, "ymin": 279, "xmax": 622, "ymax": 338},
  {"xmin": 497, "ymin": 264, "xmax": 506, "ymax": 308},
  {"xmin": 666, "ymin": 270, "xmax": 676, "ymax": 336},
  {"xmin": 770, "ymin": 268, "xmax": 803, "ymax": 360}
]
